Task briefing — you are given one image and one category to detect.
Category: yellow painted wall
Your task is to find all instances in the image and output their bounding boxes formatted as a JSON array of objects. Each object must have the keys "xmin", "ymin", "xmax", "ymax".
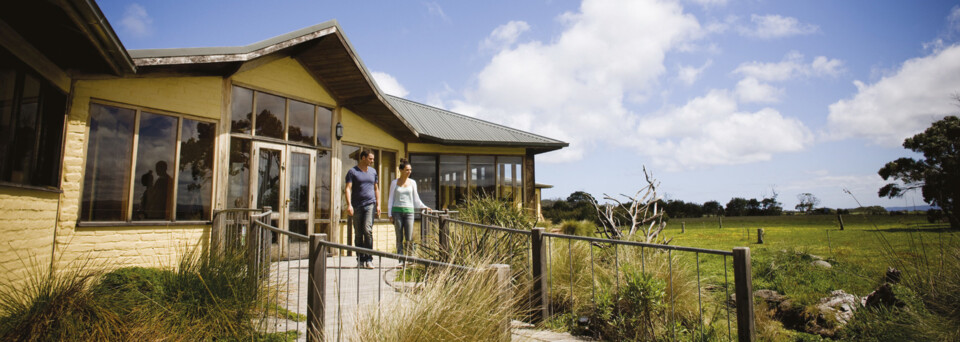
[
  {"xmin": 231, "ymin": 57, "xmax": 336, "ymax": 106},
  {"xmin": 0, "ymin": 188, "xmax": 58, "ymax": 288},
  {"xmin": 406, "ymin": 143, "xmax": 525, "ymax": 156},
  {"xmin": 54, "ymin": 76, "xmax": 224, "ymax": 271},
  {"xmin": 340, "ymin": 107, "xmax": 404, "ymax": 153}
]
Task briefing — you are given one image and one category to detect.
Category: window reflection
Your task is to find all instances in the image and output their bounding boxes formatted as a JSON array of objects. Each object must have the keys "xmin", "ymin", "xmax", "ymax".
[
  {"xmin": 227, "ymin": 138, "xmax": 250, "ymax": 208},
  {"xmin": 132, "ymin": 112, "xmax": 177, "ymax": 221},
  {"xmin": 288, "ymin": 100, "xmax": 314, "ymax": 145},
  {"xmin": 230, "ymin": 86, "xmax": 252, "ymax": 134},
  {"xmin": 316, "ymin": 106, "xmax": 332, "ymax": 147},
  {"xmin": 255, "ymin": 92, "xmax": 284, "ymax": 139},
  {"xmin": 82, "ymin": 104, "xmax": 135, "ymax": 221},
  {"xmin": 316, "ymin": 150, "xmax": 331, "ymax": 219},
  {"xmin": 177, "ymin": 119, "xmax": 215, "ymax": 220},
  {"xmin": 498, "ymin": 156, "xmax": 523, "ymax": 205},
  {"xmin": 439, "ymin": 155, "xmax": 467, "ymax": 209},
  {"xmin": 410, "ymin": 155, "xmax": 437, "ymax": 210},
  {"xmin": 257, "ymin": 148, "xmax": 282, "ymax": 210},
  {"xmin": 340, "ymin": 144, "xmax": 359, "ymax": 219},
  {"xmin": 288, "ymin": 152, "xmax": 310, "ymax": 213},
  {"xmin": 470, "ymin": 156, "xmax": 496, "ymax": 199}
]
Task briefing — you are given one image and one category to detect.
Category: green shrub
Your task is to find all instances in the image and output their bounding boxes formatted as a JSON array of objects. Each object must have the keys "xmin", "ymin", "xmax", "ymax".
[{"xmin": 560, "ymin": 220, "xmax": 597, "ymax": 236}]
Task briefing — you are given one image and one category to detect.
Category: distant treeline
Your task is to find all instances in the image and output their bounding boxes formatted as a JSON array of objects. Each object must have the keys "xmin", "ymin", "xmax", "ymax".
[{"xmin": 541, "ymin": 191, "xmax": 905, "ymax": 225}]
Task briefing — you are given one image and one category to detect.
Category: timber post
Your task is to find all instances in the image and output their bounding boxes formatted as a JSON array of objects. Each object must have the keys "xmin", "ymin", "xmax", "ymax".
[
  {"xmin": 530, "ymin": 228, "xmax": 549, "ymax": 323},
  {"xmin": 307, "ymin": 233, "xmax": 328, "ymax": 342},
  {"xmin": 733, "ymin": 247, "xmax": 756, "ymax": 341}
]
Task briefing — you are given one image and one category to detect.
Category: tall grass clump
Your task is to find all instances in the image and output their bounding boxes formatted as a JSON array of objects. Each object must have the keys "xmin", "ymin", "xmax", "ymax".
[
  {"xmin": 457, "ymin": 195, "xmax": 534, "ymax": 229},
  {"xmin": 355, "ymin": 263, "xmax": 516, "ymax": 341},
  {"xmin": 0, "ymin": 257, "xmax": 126, "ymax": 341},
  {"xmin": 547, "ymin": 237, "xmax": 714, "ymax": 340},
  {"xmin": 841, "ymin": 230, "xmax": 960, "ymax": 340}
]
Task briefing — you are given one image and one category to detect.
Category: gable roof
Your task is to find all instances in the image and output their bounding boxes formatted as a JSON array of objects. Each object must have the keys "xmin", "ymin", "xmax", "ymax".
[
  {"xmin": 385, "ymin": 95, "xmax": 568, "ymax": 153},
  {"xmin": 128, "ymin": 20, "xmax": 419, "ymax": 141}
]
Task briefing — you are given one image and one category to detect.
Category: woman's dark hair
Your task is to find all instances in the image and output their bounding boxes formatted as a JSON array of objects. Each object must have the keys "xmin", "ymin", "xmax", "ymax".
[{"xmin": 399, "ymin": 158, "xmax": 412, "ymax": 170}]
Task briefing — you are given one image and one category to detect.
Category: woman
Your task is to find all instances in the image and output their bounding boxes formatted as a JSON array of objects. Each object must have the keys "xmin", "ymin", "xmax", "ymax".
[{"xmin": 387, "ymin": 159, "xmax": 431, "ymax": 256}]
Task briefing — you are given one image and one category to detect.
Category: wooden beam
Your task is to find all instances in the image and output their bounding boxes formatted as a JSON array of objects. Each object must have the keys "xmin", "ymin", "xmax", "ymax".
[{"xmin": 0, "ymin": 19, "xmax": 71, "ymax": 92}]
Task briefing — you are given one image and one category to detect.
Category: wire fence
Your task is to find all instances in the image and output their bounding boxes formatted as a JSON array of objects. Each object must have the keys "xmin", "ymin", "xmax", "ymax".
[
  {"xmin": 212, "ymin": 208, "xmax": 494, "ymax": 342},
  {"xmin": 418, "ymin": 211, "xmax": 756, "ymax": 342}
]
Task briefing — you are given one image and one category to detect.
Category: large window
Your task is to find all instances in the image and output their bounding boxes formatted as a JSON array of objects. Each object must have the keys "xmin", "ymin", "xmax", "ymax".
[
  {"xmin": 410, "ymin": 154, "xmax": 523, "ymax": 210},
  {"xmin": 228, "ymin": 85, "xmax": 334, "ymax": 225},
  {"xmin": 0, "ymin": 53, "xmax": 67, "ymax": 189},
  {"xmin": 81, "ymin": 103, "xmax": 215, "ymax": 222}
]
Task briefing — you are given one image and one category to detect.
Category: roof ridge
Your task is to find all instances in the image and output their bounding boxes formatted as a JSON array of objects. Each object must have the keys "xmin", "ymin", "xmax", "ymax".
[{"xmin": 386, "ymin": 95, "xmax": 564, "ymax": 144}]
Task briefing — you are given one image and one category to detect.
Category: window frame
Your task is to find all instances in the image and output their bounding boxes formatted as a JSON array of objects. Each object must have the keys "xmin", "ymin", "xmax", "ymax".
[
  {"xmin": 408, "ymin": 153, "xmax": 525, "ymax": 210},
  {"xmin": 0, "ymin": 60, "xmax": 67, "ymax": 191},
  {"xmin": 226, "ymin": 83, "xmax": 336, "ymax": 226},
  {"xmin": 78, "ymin": 99, "xmax": 218, "ymax": 225}
]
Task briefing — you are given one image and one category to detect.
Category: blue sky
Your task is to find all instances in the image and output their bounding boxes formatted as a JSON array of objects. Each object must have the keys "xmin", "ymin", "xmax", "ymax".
[{"xmin": 98, "ymin": 0, "xmax": 960, "ymax": 210}]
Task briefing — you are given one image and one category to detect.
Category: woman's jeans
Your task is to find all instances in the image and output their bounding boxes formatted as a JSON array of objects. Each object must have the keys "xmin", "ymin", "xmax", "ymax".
[{"xmin": 392, "ymin": 212, "xmax": 415, "ymax": 255}]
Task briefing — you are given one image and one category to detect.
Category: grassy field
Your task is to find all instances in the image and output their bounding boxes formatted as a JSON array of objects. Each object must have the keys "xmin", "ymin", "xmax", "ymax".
[{"xmin": 661, "ymin": 214, "xmax": 955, "ymax": 303}]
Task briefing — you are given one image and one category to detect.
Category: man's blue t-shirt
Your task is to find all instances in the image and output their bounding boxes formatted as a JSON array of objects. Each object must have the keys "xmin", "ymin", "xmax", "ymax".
[{"xmin": 345, "ymin": 166, "xmax": 378, "ymax": 208}]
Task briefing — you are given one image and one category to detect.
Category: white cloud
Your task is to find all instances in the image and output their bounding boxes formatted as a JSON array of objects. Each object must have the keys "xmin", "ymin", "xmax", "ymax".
[
  {"xmin": 687, "ymin": 0, "xmax": 727, "ymax": 8},
  {"xmin": 735, "ymin": 77, "xmax": 782, "ymax": 103},
  {"xmin": 676, "ymin": 59, "xmax": 712, "ymax": 85},
  {"xmin": 733, "ymin": 51, "xmax": 843, "ymax": 82},
  {"xmin": 371, "ymin": 72, "xmax": 409, "ymax": 97},
  {"xmin": 119, "ymin": 3, "xmax": 153, "ymax": 38},
  {"xmin": 825, "ymin": 44, "xmax": 960, "ymax": 145},
  {"xmin": 424, "ymin": 2, "xmax": 451, "ymax": 23},
  {"xmin": 481, "ymin": 21, "xmax": 531, "ymax": 51},
  {"xmin": 950, "ymin": 6, "xmax": 960, "ymax": 32},
  {"xmin": 446, "ymin": 0, "xmax": 702, "ymax": 163},
  {"xmin": 740, "ymin": 14, "xmax": 818, "ymax": 39},
  {"xmin": 629, "ymin": 90, "xmax": 812, "ymax": 170}
]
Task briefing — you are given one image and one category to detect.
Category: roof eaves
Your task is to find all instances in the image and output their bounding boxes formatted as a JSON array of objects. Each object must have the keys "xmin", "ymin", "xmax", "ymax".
[{"xmin": 128, "ymin": 21, "xmax": 339, "ymax": 66}]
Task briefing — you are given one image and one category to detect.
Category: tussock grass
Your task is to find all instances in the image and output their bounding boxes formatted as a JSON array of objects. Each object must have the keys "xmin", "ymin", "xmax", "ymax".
[
  {"xmin": 355, "ymin": 263, "xmax": 517, "ymax": 342},
  {"xmin": 0, "ymin": 256, "xmax": 126, "ymax": 341},
  {"xmin": 0, "ymin": 244, "xmax": 294, "ymax": 341}
]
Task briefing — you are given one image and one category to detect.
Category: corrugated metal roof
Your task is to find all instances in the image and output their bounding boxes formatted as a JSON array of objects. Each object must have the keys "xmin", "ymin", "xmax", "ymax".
[{"xmin": 385, "ymin": 95, "xmax": 568, "ymax": 151}]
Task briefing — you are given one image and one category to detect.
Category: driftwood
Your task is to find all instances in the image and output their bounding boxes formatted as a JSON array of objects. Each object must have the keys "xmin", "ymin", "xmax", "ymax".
[{"xmin": 590, "ymin": 166, "xmax": 670, "ymax": 244}]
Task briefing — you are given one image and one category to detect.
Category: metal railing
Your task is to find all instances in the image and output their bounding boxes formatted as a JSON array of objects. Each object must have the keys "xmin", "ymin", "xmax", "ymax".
[
  {"xmin": 212, "ymin": 208, "xmax": 504, "ymax": 342},
  {"xmin": 417, "ymin": 211, "xmax": 756, "ymax": 341}
]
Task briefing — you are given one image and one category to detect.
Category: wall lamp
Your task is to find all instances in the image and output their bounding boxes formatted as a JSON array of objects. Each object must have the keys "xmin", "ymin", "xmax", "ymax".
[{"xmin": 335, "ymin": 122, "xmax": 343, "ymax": 140}]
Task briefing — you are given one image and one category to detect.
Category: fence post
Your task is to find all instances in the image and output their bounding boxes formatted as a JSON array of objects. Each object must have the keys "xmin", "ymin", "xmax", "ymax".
[
  {"xmin": 246, "ymin": 211, "xmax": 259, "ymax": 281},
  {"xmin": 530, "ymin": 228, "xmax": 549, "ymax": 323},
  {"xmin": 487, "ymin": 264, "xmax": 512, "ymax": 342},
  {"xmin": 308, "ymin": 233, "xmax": 328, "ymax": 342},
  {"xmin": 438, "ymin": 214, "xmax": 450, "ymax": 259},
  {"xmin": 757, "ymin": 229, "xmax": 764, "ymax": 244},
  {"xmin": 733, "ymin": 247, "xmax": 755, "ymax": 342}
]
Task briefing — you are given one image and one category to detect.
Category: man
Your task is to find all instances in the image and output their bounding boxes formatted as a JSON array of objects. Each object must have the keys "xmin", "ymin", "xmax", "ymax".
[{"xmin": 345, "ymin": 150, "xmax": 380, "ymax": 269}]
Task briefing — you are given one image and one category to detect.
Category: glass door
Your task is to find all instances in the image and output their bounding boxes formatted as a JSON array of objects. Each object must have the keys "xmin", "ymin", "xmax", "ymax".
[
  {"xmin": 251, "ymin": 141, "xmax": 286, "ymax": 236},
  {"xmin": 287, "ymin": 146, "xmax": 316, "ymax": 242}
]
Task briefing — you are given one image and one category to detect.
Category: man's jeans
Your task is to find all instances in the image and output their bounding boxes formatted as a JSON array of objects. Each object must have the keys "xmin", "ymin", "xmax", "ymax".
[{"xmin": 353, "ymin": 204, "xmax": 375, "ymax": 263}]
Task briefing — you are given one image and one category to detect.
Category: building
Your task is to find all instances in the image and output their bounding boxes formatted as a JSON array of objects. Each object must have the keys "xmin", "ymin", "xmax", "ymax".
[{"xmin": 0, "ymin": 0, "xmax": 566, "ymax": 286}]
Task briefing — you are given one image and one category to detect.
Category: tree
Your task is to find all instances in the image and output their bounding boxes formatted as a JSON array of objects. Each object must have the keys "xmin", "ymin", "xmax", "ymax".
[
  {"xmin": 702, "ymin": 201, "xmax": 722, "ymax": 216},
  {"xmin": 725, "ymin": 197, "xmax": 749, "ymax": 216},
  {"xmin": 879, "ymin": 114, "xmax": 960, "ymax": 228},
  {"xmin": 591, "ymin": 167, "xmax": 669, "ymax": 243},
  {"xmin": 795, "ymin": 193, "xmax": 820, "ymax": 213}
]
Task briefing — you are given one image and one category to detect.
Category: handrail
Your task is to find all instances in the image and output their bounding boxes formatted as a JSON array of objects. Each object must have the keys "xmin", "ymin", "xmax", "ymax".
[
  {"xmin": 253, "ymin": 219, "xmax": 307, "ymax": 241},
  {"xmin": 542, "ymin": 231, "xmax": 733, "ymax": 256},
  {"xmin": 444, "ymin": 218, "xmax": 532, "ymax": 236}
]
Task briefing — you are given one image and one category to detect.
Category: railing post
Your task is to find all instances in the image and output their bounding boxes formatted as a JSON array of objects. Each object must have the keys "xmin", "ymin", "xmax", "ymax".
[
  {"xmin": 246, "ymin": 211, "xmax": 259, "ymax": 280},
  {"xmin": 211, "ymin": 211, "xmax": 221, "ymax": 253},
  {"xmin": 308, "ymin": 233, "xmax": 327, "ymax": 342},
  {"xmin": 530, "ymin": 228, "xmax": 549, "ymax": 323},
  {"xmin": 438, "ymin": 214, "xmax": 450, "ymax": 259},
  {"xmin": 487, "ymin": 264, "xmax": 512, "ymax": 342},
  {"xmin": 733, "ymin": 247, "xmax": 755, "ymax": 342}
]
